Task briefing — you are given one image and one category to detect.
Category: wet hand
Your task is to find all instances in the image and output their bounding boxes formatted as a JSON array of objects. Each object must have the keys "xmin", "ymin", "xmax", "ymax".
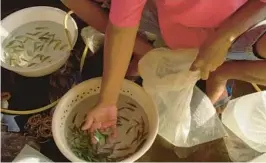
[
  {"xmin": 82, "ymin": 104, "xmax": 118, "ymax": 144},
  {"xmin": 190, "ymin": 35, "xmax": 232, "ymax": 80}
]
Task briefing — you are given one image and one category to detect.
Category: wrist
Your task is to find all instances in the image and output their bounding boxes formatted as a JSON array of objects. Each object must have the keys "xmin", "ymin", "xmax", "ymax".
[
  {"xmin": 98, "ymin": 95, "xmax": 117, "ymax": 106},
  {"xmin": 98, "ymin": 88, "xmax": 120, "ymax": 106},
  {"xmin": 96, "ymin": 101, "xmax": 117, "ymax": 109},
  {"xmin": 217, "ymin": 29, "xmax": 238, "ymax": 44},
  {"xmin": 214, "ymin": 11, "xmax": 245, "ymax": 44},
  {"xmin": 207, "ymin": 29, "xmax": 234, "ymax": 49}
]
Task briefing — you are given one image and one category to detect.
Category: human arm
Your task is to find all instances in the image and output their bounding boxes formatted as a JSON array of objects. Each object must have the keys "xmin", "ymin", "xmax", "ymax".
[
  {"xmin": 99, "ymin": 0, "xmax": 148, "ymax": 104},
  {"xmin": 62, "ymin": 0, "xmax": 153, "ymax": 56},
  {"xmin": 63, "ymin": 0, "xmax": 107, "ymax": 32},
  {"xmin": 99, "ymin": 23, "xmax": 140, "ymax": 105},
  {"xmin": 191, "ymin": 0, "xmax": 266, "ymax": 80},
  {"xmin": 82, "ymin": 0, "xmax": 147, "ymax": 137}
]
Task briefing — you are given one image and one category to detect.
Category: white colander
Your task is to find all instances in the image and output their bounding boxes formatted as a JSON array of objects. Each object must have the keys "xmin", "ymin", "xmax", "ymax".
[{"xmin": 52, "ymin": 77, "xmax": 159, "ymax": 162}]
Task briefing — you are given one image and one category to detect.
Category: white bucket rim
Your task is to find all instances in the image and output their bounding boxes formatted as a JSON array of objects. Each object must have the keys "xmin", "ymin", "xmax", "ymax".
[{"xmin": 0, "ymin": 6, "xmax": 78, "ymax": 73}]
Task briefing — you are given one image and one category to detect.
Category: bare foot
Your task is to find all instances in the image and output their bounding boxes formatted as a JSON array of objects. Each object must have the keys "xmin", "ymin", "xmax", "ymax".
[{"xmin": 206, "ymin": 73, "xmax": 228, "ymax": 104}]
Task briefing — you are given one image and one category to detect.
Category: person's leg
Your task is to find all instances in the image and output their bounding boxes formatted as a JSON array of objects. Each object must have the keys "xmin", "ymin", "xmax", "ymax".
[
  {"xmin": 207, "ymin": 33, "xmax": 266, "ymax": 104},
  {"xmin": 126, "ymin": 3, "xmax": 163, "ymax": 79}
]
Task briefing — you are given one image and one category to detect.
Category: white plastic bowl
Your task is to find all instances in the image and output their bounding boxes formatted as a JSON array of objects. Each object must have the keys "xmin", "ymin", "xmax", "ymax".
[
  {"xmin": 0, "ymin": 6, "xmax": 78, "ymax": 77},
  {"xmin": 52, "ymin": 78, "xmax": 159, "ymax": 162}
]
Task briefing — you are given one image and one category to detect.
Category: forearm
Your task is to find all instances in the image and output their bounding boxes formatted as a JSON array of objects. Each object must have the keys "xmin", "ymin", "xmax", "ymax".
[
  {"xmin": 64, "ymin": 0, "xmax": 108, "ymax": 33},
  {"xmin": 216, "ymin": 0, "xmax": 266, "ymax": 42},
  {"xmin": 64, "ymin": 0, "xmax": 153, "ymax": 56},
  {"xmin": 99, "ymin": 22, "xmax": 139, "ymax": 105},
  {"xmin": 217, "ymin": 61, "xmax": 266, "ymax": 86}
]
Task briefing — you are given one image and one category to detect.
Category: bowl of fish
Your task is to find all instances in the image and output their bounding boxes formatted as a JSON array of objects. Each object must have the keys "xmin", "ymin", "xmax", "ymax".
[
  {"xmin": 52, "ymin": 77, "xmax": 159, "ymax": 162},
  {"xmin": 0, "ymin": 6, "xmax": 78, "ymax": 77}
]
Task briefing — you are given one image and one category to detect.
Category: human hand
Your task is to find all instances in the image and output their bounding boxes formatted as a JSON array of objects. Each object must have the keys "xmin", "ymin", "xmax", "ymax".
[
  {"xmin": 190, "ymin": 35, "xmax": 232, "ymax": 80},
  {"xmin": 82, "ymin": 103, "xmax": 118, "ymax": 144}
]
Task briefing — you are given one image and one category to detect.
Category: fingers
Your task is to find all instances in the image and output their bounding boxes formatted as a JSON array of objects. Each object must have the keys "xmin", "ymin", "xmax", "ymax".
[
  {"xmin": 190, "ymin": 59, "xmax": 204, "ymax": 71},
  {"xmin": 89, "ymin": 122, "xmax": 102, "ymax": 144},
  {"xmin": 111, "ymin": 125, "xmax": 118, "ymax": 138},
  {"xmin": 191, "ymin": 60, "xmax": 211, "ymax": 80},
  {"xmin": 209, "ymin": 65, "xmax": 217, "ymax": 72},
  {"xmin": 81, "ymin": 116, "xmax": 93, "ymax": 130},
  {"xmin": 191, "ymin": 57, "xmax": 220, "ymax": 80},
  {"xmin": 101, "ymin": 120, "xmax": 117, "ymax": 143},
  {"xmin": 99, "ymin": 128, "xmax": 107, "ymax": 133},
  {"xmin": 200, "ymin": 69, "xmax": 209, "ymax": 80},
  {"xmin": 107, "ymin": 125, "xmax": 118, "ymax": 143},
  {"xmin": 102, "ymin": 120, "xmax": 117, "ymax": 128},
  {"xmin": 90, "ymin": 132, "xmax": 98, "ymax": 144},
  {"xmin": 90, "ymin": 122, "xmax": 102, "ymax": 133},
  {"xmin": 200, "ymin": 63, "xmax": 213, "ymax": 80}
]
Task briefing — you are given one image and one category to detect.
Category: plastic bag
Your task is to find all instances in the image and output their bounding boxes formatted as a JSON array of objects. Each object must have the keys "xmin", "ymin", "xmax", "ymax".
[
  {"xmin": 222, "ymin": 91, "xmax": 266, "ymax": 161},
  {"xmin": 222, "ymin": 91, "xmax": 266, "ymax": 152},
  {"xmin": 223, "ymin": 126, "xmax": 262, "ymax": 162},
  {"xmin": 1, "ymin": 132, "xmax": 39, "ymax": 162},
  {"xmin": 250, "ymin": 153, "xmax": 266, "ymax": 162},
  {"xmin": 13, "ymin": 145, "xmax": 52, "ymax": 162},
  {"xmin": 81, "ymin": 26, "xmax": 104, "ymax": 54},
  {"xmin": 139, "ymin": 48, "xmax": 226, "ymax": 147}
]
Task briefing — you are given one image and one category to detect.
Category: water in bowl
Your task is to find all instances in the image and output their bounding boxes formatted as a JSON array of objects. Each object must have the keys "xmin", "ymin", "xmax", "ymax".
[
  {"xmin": 65, "ymin": 94, "xmax": 149, "ymax": 162},
  {"xmin": 1, "ymin": 20, "xmax": 70, "ymax": 67}
]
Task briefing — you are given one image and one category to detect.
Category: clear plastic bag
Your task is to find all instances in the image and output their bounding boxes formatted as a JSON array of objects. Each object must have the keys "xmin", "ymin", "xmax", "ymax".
[
  {"xmin": 223, "ymin": 126, "xmax": 262, "ymax": 162},
  {"xmin": 1, "ymin": 132, "xmax": 39, "ymax": 162},
  {"xmin": 222, "ymin": 91, "xmax": 266, "ymax": 161},
  {"xmin": 250, "ymin": 153, "xmax": 266, "ymax": 162},
  {"xmin": 13, "ymin": 145, "xmax": 52, "ymax": 162},
  {"xmin": 139, "ymin": 48, "xmax": 226, "ymax": 148},
  {"xmin": 81, "ymin": 26, "xmax": 104, "ymax": 54}
]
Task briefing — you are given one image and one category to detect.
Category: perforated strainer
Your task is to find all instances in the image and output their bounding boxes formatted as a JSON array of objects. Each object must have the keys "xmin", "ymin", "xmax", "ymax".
[{"xmin": 52, "ymin": 77, "xmax": 158, "ymax": 162}]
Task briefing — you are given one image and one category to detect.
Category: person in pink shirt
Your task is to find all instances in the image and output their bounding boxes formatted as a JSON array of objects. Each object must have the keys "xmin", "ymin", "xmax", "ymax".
[{"xmin": 79, "ymin": 0, "xmax": 266, "ymax": 141}]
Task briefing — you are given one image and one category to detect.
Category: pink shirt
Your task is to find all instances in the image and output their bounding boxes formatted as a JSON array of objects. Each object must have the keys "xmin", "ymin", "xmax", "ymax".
[{"xmin": 110, "ymin": 0, "xmax": 266, "ymax": 49}]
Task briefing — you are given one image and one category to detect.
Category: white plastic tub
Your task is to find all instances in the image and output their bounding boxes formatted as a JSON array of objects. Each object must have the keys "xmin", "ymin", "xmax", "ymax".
[{"xmin": 0, "ymin": 6, "xmax": 78, "ymax": 77}]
